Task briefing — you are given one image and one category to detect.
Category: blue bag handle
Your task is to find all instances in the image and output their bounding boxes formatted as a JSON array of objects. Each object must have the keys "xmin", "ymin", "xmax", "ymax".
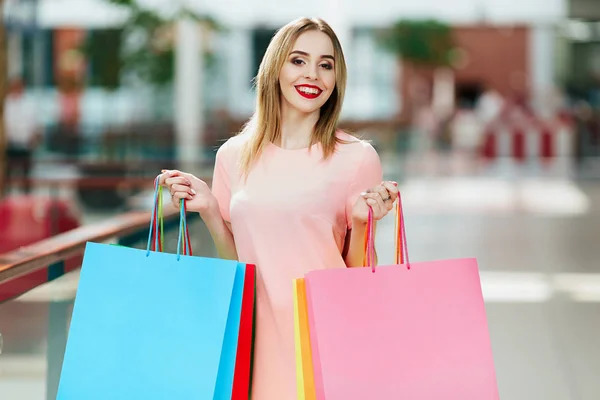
[{"xmin": 146, "ymin": 174, "xmax": 191, "ymax": 260}]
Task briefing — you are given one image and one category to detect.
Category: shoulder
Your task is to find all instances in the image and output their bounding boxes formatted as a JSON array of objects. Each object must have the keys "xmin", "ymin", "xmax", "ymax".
[
  {"xmin": 214, "ymin": 132, "xmax": 254, "ymax": 174},
  {"xmin": 213, "ymin": 132, "xmax": 252, "ymax": 182},
  {"xmin": 216, "ymin": 132, "xmax": 251, "ymax": 158},
  {"xmin": 334, "ymin": 130, "xmax": 380, "ymax": 163},
  {"xmin": 336, "ymin": 131, "xmax": 382, "ymax": 186}
]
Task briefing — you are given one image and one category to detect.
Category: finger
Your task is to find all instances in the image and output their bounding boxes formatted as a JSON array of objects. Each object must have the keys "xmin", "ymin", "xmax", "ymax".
[
  {"xmin": 366, "ymin": 198, "xmax": 386, "ymax": 220},
  {"xmin": 162, "ymin": 169, "xmax": 186, "ymax": 179},
  {"xmin": 158, "ymin": 172, "xmax": 169, "ymax": 185},
  {"xmin": 383, "ymin": 182, "xmax": 398, "ymax": 199},
  {"xmin": 171, "ymin": 192, "xmax": 183, "ymax": 208},
  {"xmin": 380, "ymin": 182, "xmax": 399, "ymax": 207},
  {"xmin": 170, "ymin": 184, "xmax": 196, "ymax": 196},
  {"xmin": 172, "ymin": 191, "xmax": 193, "ymax": 204},
  {"xmin": 364, "ymin": 193, "xmax": 386, "ymax": 218},
  {"xmin": 372, "ymin": 185, "xmax": 392, "ymax": 209},
  {"xmin": 380, "ymin": 186, "xmax": 395, "ymax": 211},
  {"xmin": 165, "ymin": 176, "xmax": 191, "ymax": 187},
  {"xmin": 171, "ymin": 192, "xmax": 192, "ymax": 208},
  {"xmin": 160, "ymin": 170, "xmax": 179, "ymax": 185},
  {"xmin": 382, "ymin": 181, "xmax": 399, "ymax": 198}
]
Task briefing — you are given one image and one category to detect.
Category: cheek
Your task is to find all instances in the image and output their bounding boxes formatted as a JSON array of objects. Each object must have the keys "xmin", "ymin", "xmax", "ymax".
[
  {"xmin": 280, "ymin": 65, "xmax": 298, "ymax": 85},
  {"xmin": 278, "ymin": 70, "xmax": 288, "ymax": 87},
  {"xmin": 324, "ymin": 72, "xmax": 336, "ymax": 91}
]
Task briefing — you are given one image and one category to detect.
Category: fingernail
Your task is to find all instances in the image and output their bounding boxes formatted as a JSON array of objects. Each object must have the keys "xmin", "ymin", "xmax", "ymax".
[
  {"xmin": 191, "ymin": 189, "xmax": 197, "ymax": 195},
  {"xmin": 393, "ymin": 182, "xmax": 398, "ymax": 186}
]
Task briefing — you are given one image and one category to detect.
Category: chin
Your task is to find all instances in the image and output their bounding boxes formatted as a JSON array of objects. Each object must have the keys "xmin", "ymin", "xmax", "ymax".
[
  {"xmin": 281, "ymin": 89, "xmax": 331, "ymax": 115},
  {"xmin": 296, "ymin": 104, "xmax": 322, "ymax": 114},
  {"xmin": 292, "ymin": 97, "xmax": 329, "ymax": 115}
]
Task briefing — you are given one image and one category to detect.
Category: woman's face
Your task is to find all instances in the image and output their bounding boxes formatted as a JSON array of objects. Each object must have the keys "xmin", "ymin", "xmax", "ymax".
[{"xmin": 278, "ymin": 30, "xmax": 336, "ymax": 115}]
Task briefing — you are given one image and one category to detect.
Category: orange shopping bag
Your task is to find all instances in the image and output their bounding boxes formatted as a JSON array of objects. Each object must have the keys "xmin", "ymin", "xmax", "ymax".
[{"xmin": 293, "ymin": 278, "xmax": 316, "ymax": 400}]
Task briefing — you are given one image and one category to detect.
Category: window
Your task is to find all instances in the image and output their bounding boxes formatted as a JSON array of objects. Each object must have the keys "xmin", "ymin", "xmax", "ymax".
[
  {"xmin": 19, "ymin": 30, "xmax": 55, "ymax": 87},
  {"xmin": 85, "ymin": 29, "xmax": 123, "ymax": 89},
  {"xmin": 251, "ymin": 28, "xmax": 277, "ymax": 82}
]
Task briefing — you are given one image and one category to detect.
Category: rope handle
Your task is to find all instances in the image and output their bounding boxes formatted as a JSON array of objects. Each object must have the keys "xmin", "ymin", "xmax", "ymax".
[
  {"xmin": 363, "ymin": 191, "xmax": 410, "ymax": 272},
  {"xmin": 146, "ymin": 174, "xmax": 192, "ymax": 259}
]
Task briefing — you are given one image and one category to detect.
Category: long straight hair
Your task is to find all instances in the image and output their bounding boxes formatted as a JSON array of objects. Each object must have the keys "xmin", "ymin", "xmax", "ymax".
[{"xmin": 238, "ymin": 17, "xmax": 348, "ymax": 176}]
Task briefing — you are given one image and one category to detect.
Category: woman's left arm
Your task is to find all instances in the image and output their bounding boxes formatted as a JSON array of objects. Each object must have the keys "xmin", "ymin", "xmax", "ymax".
[
  {"xmin": 344, "ymin": 181, "xmax": 398, "ymax": 267},
  {"xmin": 343, "ymin": 220, "xmax": 372, "ymax": 268}
]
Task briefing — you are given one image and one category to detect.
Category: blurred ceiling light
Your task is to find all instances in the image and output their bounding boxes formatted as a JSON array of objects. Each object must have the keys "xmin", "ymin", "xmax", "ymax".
[
  {"xmin": 479, "ymin": 271, "xmax": 554, "ymax": 303},
  {"xmin": 562, "ymin": 20, "xmax": 593, "ymax": 41},
  {"xmin": 481, "ymin": 271, "xmax": 600, "ymax": 303},
  {"xmin": 37, "ymin": 0, "xmax": 129, "ymax": 28},
  {"xmin": 400, "ymin": 178, "xmax": 515, "ymax": 214},
  {"xmin": 399, "ymin": 178, "xmax": 590, "ymax": 216},
  {"xmin": 518, "ymin": 180, "xmax": 591, "ymax": 215},
  {"xmin": 553, "ymin": 273, "xmax": 600, "ymax": 303}
]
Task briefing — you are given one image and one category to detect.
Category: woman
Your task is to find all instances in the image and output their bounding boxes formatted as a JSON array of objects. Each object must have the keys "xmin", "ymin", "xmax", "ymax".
[{"xmin": 161, "ymin": 17, "xmax": 398, "ymax": 399}]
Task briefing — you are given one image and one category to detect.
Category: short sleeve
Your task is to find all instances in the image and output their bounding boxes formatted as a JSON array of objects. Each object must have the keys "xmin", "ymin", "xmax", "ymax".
[
  {"xmin": 211, "ymin": 142, "xmax": 232, "ymax": 222},
  {"xmin": 345, "ymin": 143, "xmax": 383, "ymax": 230}
]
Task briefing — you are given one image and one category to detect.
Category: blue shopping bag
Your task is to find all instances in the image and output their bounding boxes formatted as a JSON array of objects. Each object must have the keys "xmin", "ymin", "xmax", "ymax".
[{"xmin": 57, "ymin": 176, "xmax": 248, "ymax": 400}]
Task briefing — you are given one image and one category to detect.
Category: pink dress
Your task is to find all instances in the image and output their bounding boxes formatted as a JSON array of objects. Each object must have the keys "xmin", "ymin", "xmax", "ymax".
[{"xmin": 211, "ymin": 130, "xmax": 383, "ymax": 399}]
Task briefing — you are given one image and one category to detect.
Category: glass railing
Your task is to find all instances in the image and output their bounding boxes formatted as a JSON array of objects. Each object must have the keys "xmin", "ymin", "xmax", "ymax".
[{"xmin": 0, "ymin": 210, "xmax": 215, "ymax": 400}]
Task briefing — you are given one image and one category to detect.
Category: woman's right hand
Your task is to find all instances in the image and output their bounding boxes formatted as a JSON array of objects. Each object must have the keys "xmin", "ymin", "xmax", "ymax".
[{"xmin": 158, "ymin": 169, "xmax": 219, "ymax": 216}]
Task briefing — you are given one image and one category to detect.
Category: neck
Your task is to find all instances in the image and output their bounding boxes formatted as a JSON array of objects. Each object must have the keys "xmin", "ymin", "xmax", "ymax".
[{"xmin": 276, "ymin": 100, "xmax": 320, "ymax": 150}]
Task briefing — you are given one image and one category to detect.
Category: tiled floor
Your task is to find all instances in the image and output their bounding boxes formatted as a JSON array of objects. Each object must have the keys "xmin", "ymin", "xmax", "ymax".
[{"xmin": 1, "ymin": 151, "xmax": 599, "ymax": 399}]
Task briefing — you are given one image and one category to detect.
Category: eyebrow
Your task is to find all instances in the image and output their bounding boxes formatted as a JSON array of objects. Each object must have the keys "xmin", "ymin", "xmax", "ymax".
[{"xmin": 290, "ymin": 50, "xmax": 334, "ymax": 61}]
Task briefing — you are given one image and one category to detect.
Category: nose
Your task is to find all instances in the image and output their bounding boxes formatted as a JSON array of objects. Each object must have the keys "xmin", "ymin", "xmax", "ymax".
[{"xmin": 304, "ymin": 63, "xmax": 318, "ymax": 80}]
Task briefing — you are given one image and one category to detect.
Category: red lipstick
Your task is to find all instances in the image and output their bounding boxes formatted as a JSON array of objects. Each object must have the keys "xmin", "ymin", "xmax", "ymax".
[{"xmin": 295, "ymin": 84, "xmax": 322, "ymax": 99}]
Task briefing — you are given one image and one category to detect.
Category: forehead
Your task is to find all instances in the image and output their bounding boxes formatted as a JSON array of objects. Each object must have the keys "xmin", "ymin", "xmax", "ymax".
[{"xmin": 291, "ymin": 30, "xmax": 334, "ymax": 56}]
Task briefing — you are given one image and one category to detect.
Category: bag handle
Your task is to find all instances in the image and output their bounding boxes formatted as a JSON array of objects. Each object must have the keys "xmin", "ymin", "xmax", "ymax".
[
  {"xmin": 364, "ymin": 191, "xmax": 410, "ymax": 272},
  {"xmin": 146, "ymin": 174, "xmax": 192, "ymax": 260}
]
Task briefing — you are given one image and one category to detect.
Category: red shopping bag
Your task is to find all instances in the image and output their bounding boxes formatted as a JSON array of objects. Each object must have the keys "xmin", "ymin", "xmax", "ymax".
[
  {"xmin": 232, "ymin": 263, "xmax": 255, "ymax": 399},
  {"xmin": 302, "ymin": 195, "xmax": 500, "ymax": 399}
]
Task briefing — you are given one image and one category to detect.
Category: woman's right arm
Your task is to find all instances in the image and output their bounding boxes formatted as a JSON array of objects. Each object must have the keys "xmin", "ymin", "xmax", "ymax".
[
  {"xmin": 201, "ymin": 212, "xmax": 238, "ymax": 260},
  {"xmin": 159, "ymin": 170, "xmax": 239, "ymax": 260}
]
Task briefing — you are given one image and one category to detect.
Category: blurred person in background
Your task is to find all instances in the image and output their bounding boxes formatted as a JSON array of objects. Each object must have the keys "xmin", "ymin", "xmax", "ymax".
[
  {"xmin": 3, "ymin": 78, "xmax": 40, "ymax": 194},
  {"xmin": 161, "ymin": 17, "xmax": 399, "ymax": 399},
  {"xmin": 476, "ymin": 85, "xmax": 505, "ymax": 125},
  {"xmin": 55, "ymin": 76, "xmax": 82, "ymax": 157},
  {"xmin": 448, "ymin": 84, "xmax": 504, "ymax": 158}
]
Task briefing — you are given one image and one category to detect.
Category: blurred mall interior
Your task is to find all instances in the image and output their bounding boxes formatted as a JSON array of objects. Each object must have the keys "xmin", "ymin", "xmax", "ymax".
[{"xmin": 1, "ymin": 0, "xmax": 600, "ymax": 399}]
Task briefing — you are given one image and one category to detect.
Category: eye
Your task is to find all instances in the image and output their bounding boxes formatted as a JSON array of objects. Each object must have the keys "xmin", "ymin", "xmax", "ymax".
[
  {"xmin": 320, "ymin": 63, "xmax": 333, "ymax": 70},
  {"xmin": 292, "ymin": 58, "xmax": 305, "ymax": 66}
]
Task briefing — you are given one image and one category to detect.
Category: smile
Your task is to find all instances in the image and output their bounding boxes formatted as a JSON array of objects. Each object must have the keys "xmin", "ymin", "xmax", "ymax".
[{"xmin": 295, "ymin": 85, "xmax": 323, "ymax": 99}]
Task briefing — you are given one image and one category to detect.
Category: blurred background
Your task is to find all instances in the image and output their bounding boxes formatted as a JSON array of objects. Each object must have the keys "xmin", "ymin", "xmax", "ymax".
[{"xmin": 0, "ymin": 0, "xmax": 599, "ymax": 399}]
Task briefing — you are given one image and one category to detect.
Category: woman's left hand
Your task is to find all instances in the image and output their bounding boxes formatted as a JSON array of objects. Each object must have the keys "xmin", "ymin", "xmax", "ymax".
[{"xmin": 351, "ymin": 181, "xmax": 399, "ymax": 225}]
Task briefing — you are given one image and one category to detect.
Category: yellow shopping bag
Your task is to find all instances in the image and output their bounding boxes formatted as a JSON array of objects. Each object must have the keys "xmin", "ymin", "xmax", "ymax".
[{"xmin": 293, "ymin": 278, "xmax": 316, "ymax": 400}]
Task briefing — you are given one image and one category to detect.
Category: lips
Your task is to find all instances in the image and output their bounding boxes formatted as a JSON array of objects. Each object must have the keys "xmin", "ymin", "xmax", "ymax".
[{"xmin": 295, "ymin": 84, "xmax": 323, "ymax": 99}]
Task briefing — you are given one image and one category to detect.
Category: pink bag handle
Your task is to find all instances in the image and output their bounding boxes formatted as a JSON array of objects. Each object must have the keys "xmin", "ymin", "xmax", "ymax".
[{"xmin": 365, "ymin": 191, "xmax": 410, "ymax": 272}]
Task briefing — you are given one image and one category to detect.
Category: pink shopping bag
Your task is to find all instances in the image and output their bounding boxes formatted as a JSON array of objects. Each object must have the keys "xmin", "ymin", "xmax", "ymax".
[{"xmin": 303, "ymin": 195, "xmax": 499, "ymax": 400}]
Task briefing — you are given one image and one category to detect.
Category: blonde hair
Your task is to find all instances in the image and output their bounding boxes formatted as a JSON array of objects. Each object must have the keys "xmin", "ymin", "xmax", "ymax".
[{"xmin": 238, "ymin": 17, "xmax": 348, "ymax": 176}]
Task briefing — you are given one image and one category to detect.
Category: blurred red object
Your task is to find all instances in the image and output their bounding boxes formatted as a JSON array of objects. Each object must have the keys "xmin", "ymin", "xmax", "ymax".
[{"xmin": 0, "ymin": 195, "xmax": 82, "ymax": 303}]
